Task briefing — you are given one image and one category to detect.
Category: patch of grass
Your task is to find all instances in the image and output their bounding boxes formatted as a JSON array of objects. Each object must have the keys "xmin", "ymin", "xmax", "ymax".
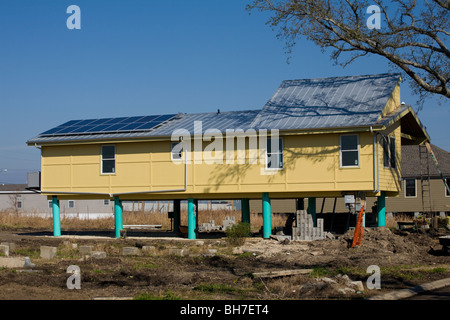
[
  {"xmin": 226, "ymin": 222, "xmax": 251, "ymax": 246},
  {"xmin": 193, "ymin": 283, "xmax": 245, "ymax": 294},
  {"xmin": 310, "ymin": 266, "xmax": 332, "ymax": 278},
  {"xmin": 14, "ymin": 248, "xmax": 40, "ymax": 258},
  {"xmin": 133, "ymin": 262, "xmax": 159, "ymax": 270},
  {"xmin": 428, "ymin": 267, "xmax": 447, "ymax": 273}
]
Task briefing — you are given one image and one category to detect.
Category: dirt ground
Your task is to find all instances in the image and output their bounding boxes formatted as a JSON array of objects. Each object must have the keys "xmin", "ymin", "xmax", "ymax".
[{"xmin": 0, "ymin": 226, "xmax": 449, "ymax": 300}]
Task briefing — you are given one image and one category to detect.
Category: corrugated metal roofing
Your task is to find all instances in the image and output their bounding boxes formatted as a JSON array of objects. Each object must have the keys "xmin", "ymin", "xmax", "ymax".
[
  {"xmin": 250, "ymin": 73, "xmax": 401, "ymax": 130},
  {"xmin": 27, "ymin": 73, "xmax": 404, "ymax": 145}
]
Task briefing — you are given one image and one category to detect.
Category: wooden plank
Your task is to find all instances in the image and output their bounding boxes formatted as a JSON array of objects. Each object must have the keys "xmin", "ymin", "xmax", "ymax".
[{"xmin": 253, "ymin": 269, "xmax": 312, "ymax": 278}]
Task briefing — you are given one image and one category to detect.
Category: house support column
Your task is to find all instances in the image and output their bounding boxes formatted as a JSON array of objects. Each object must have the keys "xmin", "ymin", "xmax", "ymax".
[
  {"xmin": 262, "ymin": 193, "xmax": 271, "ymax": 239},
  {"xmin": 188, "ymin": 198, "xmax": 196, "ymax": 240},
  {"xmin": 241, "ymin": 198, "xmax": 250, "ymax": 224},
  {"xmin": 173, "ymin": 199, "xmax": 181, "ymax": 234},
  {"xmin": 296, "ymin": 198, "xmax": 304, "ymax": 210},
  {"xmin": 114, "ymin": 196, "xmax": 123, "ymax": 238},
  {"xmin": 377, "ymin": 191, "xmax": 386, "ymax": 227},
  {"xmin": 308, "ymin": 197, "xmax": 317, "ymax": 227},
  {"xmin": 52, "ymin": 196, "xmax": 61, "ymax": 237}
]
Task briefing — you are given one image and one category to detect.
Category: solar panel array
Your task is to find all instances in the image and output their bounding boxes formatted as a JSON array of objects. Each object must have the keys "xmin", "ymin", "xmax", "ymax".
[{"xmin": 40, "ymin": 114, "xmax": 177, "ymax": 136}]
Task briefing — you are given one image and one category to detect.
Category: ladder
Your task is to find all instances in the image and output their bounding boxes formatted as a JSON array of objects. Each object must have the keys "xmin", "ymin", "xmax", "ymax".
[{"xmin": 419, "ymin": 144, "xmax": 432, "ymax": 215}]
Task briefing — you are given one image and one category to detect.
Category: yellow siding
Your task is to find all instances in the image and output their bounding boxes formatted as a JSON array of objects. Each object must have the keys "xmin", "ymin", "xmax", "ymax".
[
  {"xmin": 40, "ymin": 129, "xmax": 401, "ymax": 200},
  {"xmin": 377, "ymin": 121, "xmax": 402, "ymax": 193}
]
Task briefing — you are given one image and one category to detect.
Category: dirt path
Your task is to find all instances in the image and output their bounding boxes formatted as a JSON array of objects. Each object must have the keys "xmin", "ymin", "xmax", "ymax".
[{"xmin": 0, "ymin": 226, "xmax": 449, "ymax": 300}]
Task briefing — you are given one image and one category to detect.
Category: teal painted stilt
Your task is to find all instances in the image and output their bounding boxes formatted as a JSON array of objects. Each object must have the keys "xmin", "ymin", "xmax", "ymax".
[
  {"xmin": 188, "ymin": 198, "xmax": 196, "ymax": 239},
  {"xmin": 377, "ymin": 191, "xmax": 386, "ymax": 227},
  {"xmin": 241, "ymin": 198, "xmax": 250, "ymax": 224},
  {"xmin": 262, "ymin": 193, "xmax": 271, "ymax": 239},
  {"xmin": 52, "ymin": 196, "xmax": 61, "ymax": 237},
  {"xmin": 173, "ymin": 199, "xmax": 181, "ymax": 234},
  {"xmin": 114, "ymin": 197, "xmax": 123, "ymax": 238},
  {"xmin": 308, "ymin": 197, "xmax": 317, "ymax": 227}
]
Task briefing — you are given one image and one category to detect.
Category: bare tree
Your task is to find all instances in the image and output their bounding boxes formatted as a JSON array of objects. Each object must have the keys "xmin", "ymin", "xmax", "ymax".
[{"xmin": 247, "ymin": 0, "xmax": 449, "ymax": 106}]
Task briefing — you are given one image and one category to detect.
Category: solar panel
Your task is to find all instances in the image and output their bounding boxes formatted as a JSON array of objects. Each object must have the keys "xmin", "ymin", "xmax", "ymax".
[{"xmin": 40, "ymin": 114, "xmax": 178, "ymax": 137}]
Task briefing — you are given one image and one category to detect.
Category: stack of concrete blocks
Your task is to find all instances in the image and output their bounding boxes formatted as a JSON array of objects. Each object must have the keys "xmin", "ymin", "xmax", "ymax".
[
  {"xmin": 222, "ymin": 216, "xmax": 236, "ymax": 231},
  {"xmin": 292, "ymin": 210, "xmax": 325, "ymax": 241},
  {"xmin": 198, "ymin": 220, "xmax": 221, "ymax": 232}
]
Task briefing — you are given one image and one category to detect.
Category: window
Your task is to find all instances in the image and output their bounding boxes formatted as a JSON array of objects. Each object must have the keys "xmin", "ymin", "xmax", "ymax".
[
  {"xmin": 16, "ymin": 195, "xmax": 22, "ymax": 209},
  {"xmin": 101, "ymin": 145, "xmax": 116, "ymax": 174},
  {"xmin": 390, "ymin": 137, "xmax": 396, "ymax": 169},
  {"xmin": 48, "ymin": 200, "xmax": 52, "ymax": 209},
  {"xmin": 446, "ymin": 178, "xmax": 450, "ymax": 197},
  {"xmin": 340, "ymin": 135, "xmax": 359, "ymax": 167},
  {"xmin": 68, "ymin": 200, "xmax": 75, "ymax": 208},
  {"xmin": 405, "ymin": 178, "xmax": 416, "ymax": 198},
  {"xmin": 104, "ymin": 199, "xmax": 110, "ymax": 206},
  {"xmin": 171, "ymin": 142, "xmax": 183, "ymax": 161},
  {"xmin": 383, "ymin": 135, "xmax": 396, "ymax": 168},
  {"xmin": 266, "ymin": 137, "xmax": 283, "ymax": 169}
]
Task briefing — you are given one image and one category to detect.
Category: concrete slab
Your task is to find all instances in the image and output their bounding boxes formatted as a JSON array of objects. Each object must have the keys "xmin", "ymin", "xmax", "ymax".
[
  {"xmin": 0, "ymin": 257, "xmax": 34, "ymax": 269},
  {"xmin": 40, "ymin": 246, "xmax": 57, "ymax": 259},
  {"xmin": 122, "ymin": 247, "xmax": 140, "ymax": 256}
]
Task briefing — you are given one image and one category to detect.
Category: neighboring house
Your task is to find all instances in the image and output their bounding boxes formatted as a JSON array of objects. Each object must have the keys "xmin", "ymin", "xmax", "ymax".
[
  {"xmin": 0, "ymin": 184, "xmax": 114, "ymax": 218},
  {"xmin": 27, "ymin": 73, "xmax": 430, "ymax": 239}
]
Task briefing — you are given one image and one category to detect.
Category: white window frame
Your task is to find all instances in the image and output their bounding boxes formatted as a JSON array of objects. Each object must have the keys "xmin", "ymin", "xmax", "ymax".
[
  {"xmin": 445, "ymin": 178, "xmax": 450, "ymax": 197},
  {"xmin": 68, "ymin": 200, "xmax": 75, "ymax": 208},
  {"xmin": 16, "ymin": 195, "xmax": 22, "ymax": 209},
  {"xmin": 171, "ymin": 142, "xmax": 183, "ymax": 161},
  {"xmin": 404, "ymin": 178, "xmax": 417, "ymax": 198},
  {"xmin": 104, "ymin": 199, "xmax": 110, "ymax": 206},
  {"xmin": 101, "ymin": 145, "xmax": 116, "ymax": 175},
  {"xmin": 340, "ymin": 134, "xmax": 360, "ymax": 168},
  {"xmin": 265, "ymin": 137, "xmax": 284, "ymax": 170}
]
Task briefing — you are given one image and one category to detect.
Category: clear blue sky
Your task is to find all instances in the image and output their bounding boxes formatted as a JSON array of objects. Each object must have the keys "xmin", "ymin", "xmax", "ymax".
[{"xmin": 0, "ymin": 0, "xmax": 448, "ymax": 184}]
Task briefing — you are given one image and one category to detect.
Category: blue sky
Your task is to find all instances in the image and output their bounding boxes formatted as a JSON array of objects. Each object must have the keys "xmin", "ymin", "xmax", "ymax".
[{"xmin": 0, "ymin": 1, "xmax": 448, "ymax": 184}]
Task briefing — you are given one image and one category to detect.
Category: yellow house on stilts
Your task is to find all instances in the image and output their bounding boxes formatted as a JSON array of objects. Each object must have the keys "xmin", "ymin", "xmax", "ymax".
[{"xmin": 27, "ymin": 73, "xmax": 430, "ymax": 239}]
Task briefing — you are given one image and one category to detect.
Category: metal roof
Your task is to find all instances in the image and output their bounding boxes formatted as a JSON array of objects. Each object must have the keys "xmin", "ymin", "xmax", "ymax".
[
  {"xmin": 27, "ymin": 110, "xmax": 260, "ymax": 144},
  {"xmin": 27, "ymin": 73, "xmax": 404, "ymax": 145},
  {"xmin": 250, "ymin": 73, "xmax": 402, "ymax": 130}
]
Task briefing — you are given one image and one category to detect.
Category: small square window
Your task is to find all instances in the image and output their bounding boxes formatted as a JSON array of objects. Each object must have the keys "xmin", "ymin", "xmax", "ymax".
[
  {"xmin": 104, "ymin": 199, "xmax": 110, "ymax": 206},
  {"xmin": 68, "ymin": 200, "xmax": 75, "ymax": 208}
]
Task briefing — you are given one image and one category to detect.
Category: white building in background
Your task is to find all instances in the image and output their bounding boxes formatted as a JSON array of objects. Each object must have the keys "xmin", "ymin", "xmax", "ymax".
[
  {"xmin": 0, "ymin": 184, "xmax": 238, "ymax": 219},
  {"xmin": 0, "ymin": 184, "xmax": 114, "ymax": 219}
]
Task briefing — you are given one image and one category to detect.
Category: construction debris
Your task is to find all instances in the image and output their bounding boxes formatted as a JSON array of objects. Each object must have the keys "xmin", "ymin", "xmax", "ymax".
[
  {"xmin": 253, "ymin": 269, "xmax": 313, "ymax": 278},
  {"xmin": 198, "ymin": 216, "xmax": 236, "ymax": 232},
  {"xmin": 292, "ymin": 210, "xmax": 325, "ymax": 240}
]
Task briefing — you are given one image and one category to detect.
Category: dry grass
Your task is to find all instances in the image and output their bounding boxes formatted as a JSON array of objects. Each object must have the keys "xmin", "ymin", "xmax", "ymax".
[{"xmin": 0, "ymin": 209, "xmax": 287, "ymax": 232}]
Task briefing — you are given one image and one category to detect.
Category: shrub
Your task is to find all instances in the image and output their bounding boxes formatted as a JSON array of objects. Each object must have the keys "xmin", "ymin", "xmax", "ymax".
[{"xmin": 226, "ymin": 222, "xmax": 251, "ymax": 246}]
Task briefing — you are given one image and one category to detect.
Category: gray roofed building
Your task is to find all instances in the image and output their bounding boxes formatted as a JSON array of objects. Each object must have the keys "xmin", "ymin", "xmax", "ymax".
[
  {"xmin": 250, "ymin": 73, "xmax": 402, "ymax": 130},
  {"xmin": 402, "ymin": 144, "xmax": 450, "ymax": 178}
]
